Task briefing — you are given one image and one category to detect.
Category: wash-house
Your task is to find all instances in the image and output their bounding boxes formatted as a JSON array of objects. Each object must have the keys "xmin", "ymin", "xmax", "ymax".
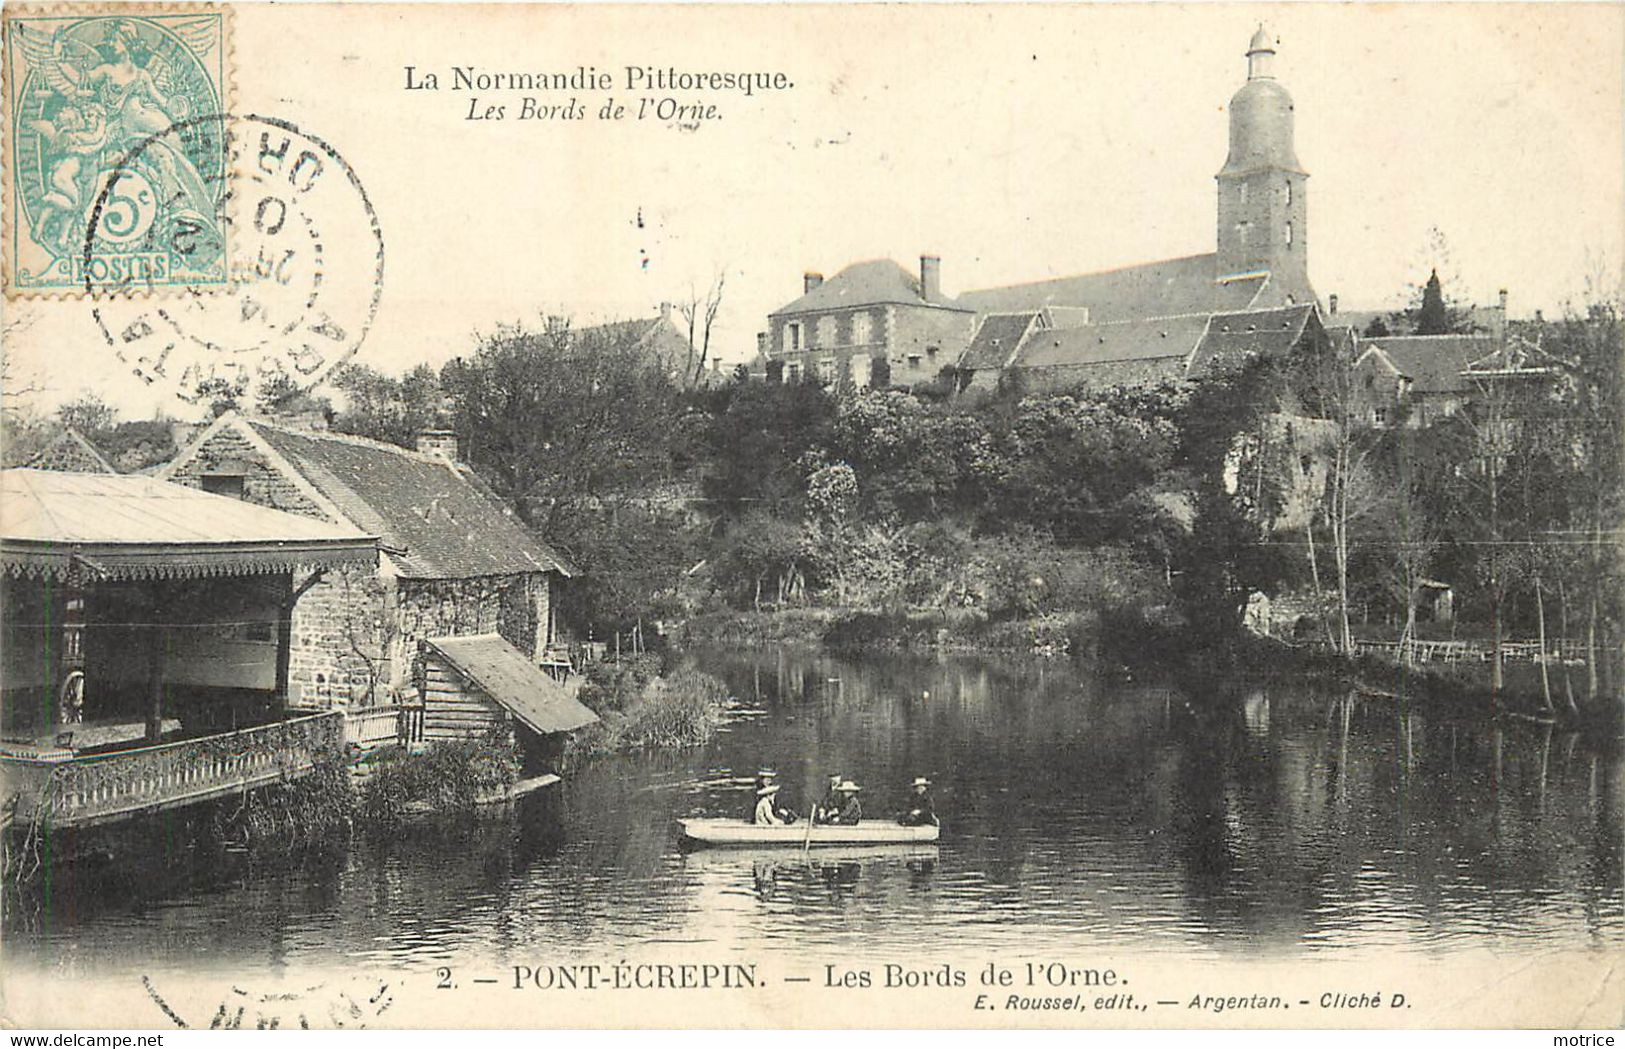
[{"xmin": 1, "ymin": 469, "xmax": 378, "ymax": 828}]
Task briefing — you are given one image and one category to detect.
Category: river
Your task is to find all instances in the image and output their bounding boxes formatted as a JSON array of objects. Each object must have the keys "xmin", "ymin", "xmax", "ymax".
[{"xmin": 8, "ymin": 644, "xmax": 1622, "ymax": 978}]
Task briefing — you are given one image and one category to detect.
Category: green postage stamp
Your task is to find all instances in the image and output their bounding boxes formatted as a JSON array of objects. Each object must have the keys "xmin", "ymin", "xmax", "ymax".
[{"xmin": 3, "ymin": 5, "xmax": 231, "ymax": 296}]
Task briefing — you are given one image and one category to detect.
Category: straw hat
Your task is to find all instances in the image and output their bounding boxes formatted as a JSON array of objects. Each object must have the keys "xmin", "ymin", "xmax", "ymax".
[
  {"xmin": 912, "ymin": 777, "xmax": 931, "ymax": 787},
  {"xmin": 836, "ymin": 780, "xmax": 861, "ymax": 793}
]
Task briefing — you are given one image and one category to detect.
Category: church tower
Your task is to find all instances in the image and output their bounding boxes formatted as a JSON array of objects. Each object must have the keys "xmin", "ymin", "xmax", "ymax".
[{"xmin": 1216, "ymin": 27, "xmax": 1313, "ymax": 302}]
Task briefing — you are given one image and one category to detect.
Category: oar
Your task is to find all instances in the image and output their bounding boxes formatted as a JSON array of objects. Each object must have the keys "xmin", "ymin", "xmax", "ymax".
[{"xmin": 802, "ymin": 804, "xmax": 814, "ymax": 854}]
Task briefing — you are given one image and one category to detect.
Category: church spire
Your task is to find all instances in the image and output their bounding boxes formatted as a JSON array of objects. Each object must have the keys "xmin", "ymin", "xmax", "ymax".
[
  {"xmin": 1216, "ymin": 27, "xmax": 1314, "ymax": 303},
  {"xmin": 1247, "ymin": 25, "xmax": 1276, "ymax": 80}
]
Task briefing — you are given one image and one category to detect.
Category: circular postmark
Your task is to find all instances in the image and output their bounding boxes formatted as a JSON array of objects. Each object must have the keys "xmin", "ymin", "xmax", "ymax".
[{"xmin": 83, "ymin": 112, "xmax": 384, "ymax": 408}]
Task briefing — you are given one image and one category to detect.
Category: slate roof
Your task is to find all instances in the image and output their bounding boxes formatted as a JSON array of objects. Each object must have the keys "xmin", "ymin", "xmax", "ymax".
[
  {"xmin": 1015, "ymin": 312, "xmax": 1212, "ymax": 369},
  {"xmin": 1186, "ymin": 304, "xmax": 1320, "ymax": 378},
  {"xmin": 771, "ymin": 259, "xmax": 969, "ymax": 316},
  {"xmin": 1, "ymin": 469, "xmax": 376, "ymax": 581},
  {"xmin": 25, "ymin": 428, "xmax": 117, "ymax": 475},
  {"xmin": 1361, "ymin": 335, "xmax": 1495, "ymax": 395},
  {"xmin": 240, "ymin": 420, "xmax": 572, "ymax": 581},
  {"xmin": 424, "ymin": 634, "xmax": 598, "ymax": 734},
  {"xmin": 961, "ymin": 312, "xmax": 1041, "ymax": 370},
  {"xmin": 956, "ymin": 253, "xmax": 1267, "ymax": 323}
]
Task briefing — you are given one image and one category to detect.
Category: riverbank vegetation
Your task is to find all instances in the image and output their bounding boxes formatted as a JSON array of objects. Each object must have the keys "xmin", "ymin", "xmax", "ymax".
[
  {"xmin": 357, "ymin": 730, "xmax": 520, "ymax": 826},
  {"xmin": 567, "ymin": 656, "xmax": 730, "ymax": 759},
  {"xmin": 10, "ymin": 284, "xmax": 1618, "ymax": 715}
]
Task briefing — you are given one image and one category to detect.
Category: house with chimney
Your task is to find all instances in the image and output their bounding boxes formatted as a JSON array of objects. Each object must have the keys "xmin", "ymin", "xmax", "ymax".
[
  {"xmin": 761, "ymin": 28, "xmax": 1330, "ymax": 394},
  {"xmin": 762, "ymin": 256, "xmax": 977, "ymax": 388},
  {"xmin": 159, "ymin": 414, "xmax": 573, "ymax": 711}
]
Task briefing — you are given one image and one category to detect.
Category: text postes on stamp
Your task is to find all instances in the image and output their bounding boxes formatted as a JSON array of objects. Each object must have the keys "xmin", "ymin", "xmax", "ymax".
[
  {"xmin": 3, "ymin": 5, "xmax": 231, "ymax": 296},
  {"xmin": 88, "ymin": 113, "xmax": 385, "ymax": 409}
]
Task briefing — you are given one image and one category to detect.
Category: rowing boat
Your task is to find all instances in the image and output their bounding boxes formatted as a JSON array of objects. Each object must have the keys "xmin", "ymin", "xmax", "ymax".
[{"xmin": 677, "ymin": 817, "xmax": 940, "ymax": 848}]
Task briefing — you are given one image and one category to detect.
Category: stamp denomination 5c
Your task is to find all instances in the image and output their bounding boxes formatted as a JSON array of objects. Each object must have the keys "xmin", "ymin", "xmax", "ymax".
[{"xmin": 2, "ymin": 4, "xmax": 231, "ymax": 296}]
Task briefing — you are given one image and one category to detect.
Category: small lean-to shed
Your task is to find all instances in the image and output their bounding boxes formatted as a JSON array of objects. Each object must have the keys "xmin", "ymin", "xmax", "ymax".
[{"xmin": 417, "ymin": 634, "xmax": 598, "ymax": 775}]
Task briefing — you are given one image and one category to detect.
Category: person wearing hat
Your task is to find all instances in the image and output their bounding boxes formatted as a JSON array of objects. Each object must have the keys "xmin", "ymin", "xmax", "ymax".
[
  {"xmin": 814, "ymin": 772, "xmax": 844, "ymax": 824},
  {"xmin": 898, "ymin": 776, "xmax": 937, "ymax": 827},
  {"xmin": 752, "ymin": 781, "xmax": 787, "ymax": 826},
  {"xmin": 827, "ymin": 780, "xmax": 863, "ymax": 826}
]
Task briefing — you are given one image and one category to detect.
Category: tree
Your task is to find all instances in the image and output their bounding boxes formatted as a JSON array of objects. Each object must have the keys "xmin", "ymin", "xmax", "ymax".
[
  {"xmin": 1362, "ymin": 316, "xmax": 1392, "ymax": 338},
  {"xmin": 678, "ymin": 271, "xmax": 726, "ymax": 389},
  {"xmin": 56, "ymin": 393, "xmax": 119, "ymax": 436},
  {"xmin": 330, "ymin": 362, "xmax": 444, "ymax": 448},
  {"xmin": 1415, "ymin": 269, "xmax": 1452, "ymax": 335}
]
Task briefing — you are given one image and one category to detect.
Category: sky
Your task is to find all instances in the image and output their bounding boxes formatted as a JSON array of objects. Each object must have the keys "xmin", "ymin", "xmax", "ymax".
[{"xmin": 5, "ymin": 2, "xmax": 1622, "ymax": 419}]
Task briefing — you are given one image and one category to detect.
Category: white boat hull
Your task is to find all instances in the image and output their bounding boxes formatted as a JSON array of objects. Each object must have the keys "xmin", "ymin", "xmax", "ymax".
[{"xmin": 677, "ymin": 818, "xmax": 940, "ymax": 848}]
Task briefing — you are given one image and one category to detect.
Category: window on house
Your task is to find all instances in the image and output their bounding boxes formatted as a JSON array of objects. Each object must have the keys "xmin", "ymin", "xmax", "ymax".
[
  {"xmin": 786, "ymin": 322, "xmax": 803, "ymax": 353},
  {"xmin": 926, "ymin": 346, "xmax": 939, "ymax": 363},
  {"xmin": 1239, "ymin": 183, "xmax": 1249, "ymax": 206},
  {"xmin": 816, "ymin": 314, "xmax": 838, "ymax": 347},
  {"xmin": 1236, "ymin": 221, "xmax": 1250, "ymax": 247},
  {"xmin": 852, "ymin": 312, "xmax": 873, "ymax": 345},
  {"xmin": 817, "ymin": 358, "xmax": 836, "ymax": 383},
  {"xmin": 201, "ymin": 474, "xmax": 246, "ymax": 500},
  {"xmin": 1373, "ymin": 407, "xmax": 1390, "ymax": 427},
  {"xmin": 786, "ymin": 362, "xmax": 802, "ymax": 383},
  {"xmin": 907, "ymin": 354, "xmax": 923, "ymax": 370},
  {"xmin": 1284, "ymin": 181, "xmax": 1292, "ymax": 207},
  {"xmin": 1285, "ymin": 222, "xmax": 1293, "ymax": 247}
]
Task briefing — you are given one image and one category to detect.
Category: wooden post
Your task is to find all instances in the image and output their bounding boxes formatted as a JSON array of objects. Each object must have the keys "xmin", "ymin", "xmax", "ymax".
[
  {"xmin": 275, "ymin": 573, "xmax": 295, "ymax": 718},
  {"xmin": 146, "ymin": 623, "xmax": 165, "ymax": 743}
]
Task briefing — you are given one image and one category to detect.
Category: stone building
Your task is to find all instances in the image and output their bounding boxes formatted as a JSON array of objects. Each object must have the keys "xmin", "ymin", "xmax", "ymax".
[
  {"xmin": 761, "ymin": 27, "xmax": 1324, "ymax": 392},
  {"xmin": 763, "ymin": 256, "xmax": 976, "ymax": 388},
  {"xmin": 23, "ymin": 427, "xmax": 117, "ymax": 474},
  {"xmin": 160, "ymin": 413, "xmax": 572, "ymax": 709}
]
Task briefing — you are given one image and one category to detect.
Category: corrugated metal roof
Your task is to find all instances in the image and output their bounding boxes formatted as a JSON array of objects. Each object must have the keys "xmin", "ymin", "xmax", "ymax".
[
  {"xmin": 957, "ymin": 253, "xmax": 1266, "ymax": 323},
  {"xmin": 244, "ymin": 421, "xmax": 571, "ymax": 580},
  {"xmin": 1, "ymin": 469, "xmax": 377, "ymax": 580},
  {"xmin": 424, "ymin": 634, "xmax": 599, "ymax": 735}
]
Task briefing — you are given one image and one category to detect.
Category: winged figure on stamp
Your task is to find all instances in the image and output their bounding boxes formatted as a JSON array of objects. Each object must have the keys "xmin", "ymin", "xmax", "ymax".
[{"xmin": 17, "ymin": 18, "xmax": 221, "ymax": 254}]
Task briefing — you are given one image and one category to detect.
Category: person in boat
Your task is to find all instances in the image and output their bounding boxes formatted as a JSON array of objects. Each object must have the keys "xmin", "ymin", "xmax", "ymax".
[
  {"xmin": 751, "ymin": 782, "xmax": 799, "ymax": 825},
  {"xmin": 815, "ymin": 772, "xmax": 844, "ymax": 824},
  {"xmin": 898, "ymin": 776, "xmax": 938, "ymax": 827},
  {"xmin": 827, "ymin": 780, "xmax": 862, "ymax": 825}
]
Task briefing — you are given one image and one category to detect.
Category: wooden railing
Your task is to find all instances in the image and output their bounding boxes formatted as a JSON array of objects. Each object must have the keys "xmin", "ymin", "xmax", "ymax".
[
  {"xmin": 1, "ymin": 711, "xmax": 344, "ymax": 829},
  {"xmin": 1305, "ymin": 638, "xmax": 1600, "ymax": 666}
]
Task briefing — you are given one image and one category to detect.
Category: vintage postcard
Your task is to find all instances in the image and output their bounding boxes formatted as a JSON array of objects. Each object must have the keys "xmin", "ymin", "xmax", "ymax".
[{"xmin": 1, "ymin": 1, "xmax": 1621, "ymax": 1033}]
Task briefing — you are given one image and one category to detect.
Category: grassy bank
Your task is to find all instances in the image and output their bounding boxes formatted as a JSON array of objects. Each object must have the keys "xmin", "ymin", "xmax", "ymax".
[{"xmin": 566, "ymin": 656, "xmax": 731, "ymax": 760}]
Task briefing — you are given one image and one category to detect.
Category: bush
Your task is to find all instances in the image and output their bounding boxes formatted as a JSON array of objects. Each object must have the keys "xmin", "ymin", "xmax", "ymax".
[
  {"xmin": 576, "ymin": 654, "xmax": 664, "ymax": 714},
  {"xmin": 567, "ymin": 666, "xmax": 729, "ymax": 759},
  {"xmin": 358, "ymin": 729, "xmax": 520, "ymax": 825}
]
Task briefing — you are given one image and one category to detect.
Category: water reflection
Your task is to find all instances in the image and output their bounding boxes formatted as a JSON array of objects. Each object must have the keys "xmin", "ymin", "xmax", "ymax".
[{"xmin": 8, "ymin": 645, "xmax": 1622, "ymax": 971}]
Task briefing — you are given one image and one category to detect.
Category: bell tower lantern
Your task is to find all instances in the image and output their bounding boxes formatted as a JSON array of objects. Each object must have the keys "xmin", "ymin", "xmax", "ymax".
[{"xmin": 1216, "ymin": 26, "xmax": 1312, "ymax": 302}]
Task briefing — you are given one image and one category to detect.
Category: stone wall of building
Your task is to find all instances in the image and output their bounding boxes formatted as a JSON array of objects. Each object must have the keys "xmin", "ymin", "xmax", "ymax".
[
  {"xmin": 287, "ymin": 564, "xmax": 392, "ymax": 708},
  {"xmin": 1021, "ymin": 356, "xmax": 1186, "ymax": 392},
  {"xmin": 167, "ymin": 425, "xmax": 328, "ymax": 519},
  {"xmin": 886, "ymin": 305, "xmax": 976, "ymax": 383},
  {"xmin": 395, "ymin": 573, "xmax": 552, "ymax": 690}
]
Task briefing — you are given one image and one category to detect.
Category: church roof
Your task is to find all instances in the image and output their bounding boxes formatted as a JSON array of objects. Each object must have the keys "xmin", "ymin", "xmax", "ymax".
[
  {"xmin": 1186, "ymin": 304, "xmax": 1319, "ymax": 378},
  {"xmin": 770, "ymin": 259, "xmax": 968, "ymax": 316},
  {"xmin": 956, "ymin": 254, "xmax": 1266, "ymax": 323}
]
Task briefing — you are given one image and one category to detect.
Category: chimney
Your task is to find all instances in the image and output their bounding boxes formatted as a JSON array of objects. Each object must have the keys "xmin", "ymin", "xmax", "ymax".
[
  {"xmin": 756, "ymin": 332, "xmax": 768, "ymax": 356},
  {"xmin": 711, "ymin": 357, "xmax": 722, "ymax": 373},
  {"xmin": 416, "ymin": 429, "xmax": 459, "ymax": 461},
  {"xmin": 659, "ymin": 301, "xmax": 673, "ymax": 323},
  {"xmin": 1498, "ymin": 289, "xmax": 1509, "ymax": 310},
  {"xmin": 804, "ymin": 272, "xmax": 824, "ymax": 294},
  {"xmin": 920, "ymin": 255, "xmax": 942, "ymax": 302},
  {"xmin": 1328, "ymin": 293, "xmax": 1339, "ymax": 316}
]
